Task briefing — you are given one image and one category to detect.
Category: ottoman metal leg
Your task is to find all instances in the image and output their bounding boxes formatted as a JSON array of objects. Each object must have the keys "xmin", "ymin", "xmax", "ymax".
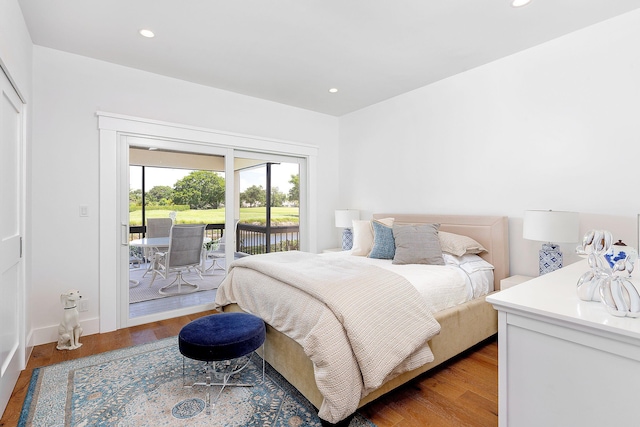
[{"xmin": 182, "ymin": 344, "xmax": 265, "ymax": 415}]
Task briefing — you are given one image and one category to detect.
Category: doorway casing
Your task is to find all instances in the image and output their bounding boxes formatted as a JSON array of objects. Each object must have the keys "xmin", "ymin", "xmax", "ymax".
[{"xmin": 98, "ymin": 112, "xmax": 318, "ymax": 332}]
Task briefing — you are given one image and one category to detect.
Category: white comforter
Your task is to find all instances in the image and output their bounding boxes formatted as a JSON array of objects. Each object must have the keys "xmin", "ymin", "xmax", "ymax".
[
  {"xmin": 323, "ymin": 251, "xmax": 496, "ymax": 311},
  {"xmin": 215, "ymin": 251, "xmax": 443, "ymax": 423}
]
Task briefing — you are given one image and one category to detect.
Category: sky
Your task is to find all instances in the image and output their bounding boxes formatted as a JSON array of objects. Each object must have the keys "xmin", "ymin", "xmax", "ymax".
[{"xmin": 130, "ymin": 163, "xmax": 299, "ymax": 193}]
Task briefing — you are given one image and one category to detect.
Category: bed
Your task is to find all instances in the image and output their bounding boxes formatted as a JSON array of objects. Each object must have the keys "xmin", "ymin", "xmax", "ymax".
[{"xmin": 215, "ymin": 214, "xmax": 509, "ymax": 424}]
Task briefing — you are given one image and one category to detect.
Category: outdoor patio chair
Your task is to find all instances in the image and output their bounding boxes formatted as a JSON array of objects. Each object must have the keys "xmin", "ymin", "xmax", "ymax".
[
  {"xmin": 129, "ymin": 247, "xmax": 143, "ymax": 269},
  {"xmin": 205, "ymin": 220, "xmax": 250, "ymax": 272},
  {"xmin": 149, "ymin": 224, "xmax": 206, "ymax": 295},
  {"xmin": 205, "ymin": 236, "xmax": 226, "ymax": 272},
  {"xmin": 142, "ymin": 217, "xmax": 173, "ymax": 277}
]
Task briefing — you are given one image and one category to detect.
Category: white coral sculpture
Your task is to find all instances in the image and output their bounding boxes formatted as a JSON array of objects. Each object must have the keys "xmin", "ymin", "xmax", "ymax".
[{"xmin": 576, "ymin": 230, "xmax": 640, "ymax": 317}]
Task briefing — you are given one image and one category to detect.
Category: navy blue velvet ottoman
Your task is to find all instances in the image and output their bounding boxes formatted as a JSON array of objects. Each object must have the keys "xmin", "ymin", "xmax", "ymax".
[
  {"xmin": 178, "ymin": 312, "xmax": 266, "ymax": 414},
  {"xmin": 179, "ymin": 312, "xmax": 266, "ymax": 361}
]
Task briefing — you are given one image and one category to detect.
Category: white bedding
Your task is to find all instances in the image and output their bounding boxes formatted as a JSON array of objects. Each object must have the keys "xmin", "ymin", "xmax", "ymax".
[{"xmin": 321, "ymin": 251, "xmax": 495, "ymax": 314}]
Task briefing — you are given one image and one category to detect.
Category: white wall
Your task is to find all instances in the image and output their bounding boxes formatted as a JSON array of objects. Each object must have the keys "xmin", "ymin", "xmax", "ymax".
[
  {"xmin": 0, "ymin": 0, "xmax": 32, "ymax": 101},
  {"xmin": 339, "ymin": 9, "xmax": 640, "ymax": 278},
  {"xmin": 30, "ymin": 46, "xmax": 339, "ymax": 344}
]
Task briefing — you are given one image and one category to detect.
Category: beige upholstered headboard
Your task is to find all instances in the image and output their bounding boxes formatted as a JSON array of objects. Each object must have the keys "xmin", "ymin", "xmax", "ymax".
[{"xmin": 373, "ymin": 213, "xmax": 510, "ymax": 290}]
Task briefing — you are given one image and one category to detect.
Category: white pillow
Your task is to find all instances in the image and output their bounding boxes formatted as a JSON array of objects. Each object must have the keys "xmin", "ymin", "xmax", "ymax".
[
  {"xmin": 351, "ymin": 217, "xmax": 394, "ymax": 256},
  {"xmin": 442, "ymin": 253, "xmax": 494, "ymax": 273},
  {"xmin": 439, "ymin": 231, "xmax": 487, "ymax": 256}
]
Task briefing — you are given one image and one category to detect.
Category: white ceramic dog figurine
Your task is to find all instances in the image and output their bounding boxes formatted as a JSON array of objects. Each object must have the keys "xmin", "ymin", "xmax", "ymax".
[{"xmin": 57, "ymin": 289, "xmax": 83, "ymax": 350}]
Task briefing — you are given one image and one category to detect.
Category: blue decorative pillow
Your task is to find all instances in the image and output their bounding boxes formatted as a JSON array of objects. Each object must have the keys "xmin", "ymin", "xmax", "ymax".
[{"xmin": 369, "ymin": 220, "xmax": 396, "ymax": 259}]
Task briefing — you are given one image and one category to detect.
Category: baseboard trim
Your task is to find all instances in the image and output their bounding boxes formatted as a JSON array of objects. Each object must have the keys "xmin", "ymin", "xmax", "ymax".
[{"xmin": 30, "ymin": 316, "xmax": 100, "ymax": 347}]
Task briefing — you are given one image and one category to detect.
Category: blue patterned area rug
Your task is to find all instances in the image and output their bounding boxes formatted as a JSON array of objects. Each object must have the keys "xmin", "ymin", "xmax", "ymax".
[{"xmin": 19, "ymin": 337, "xmax": 375, "ymax": 426}]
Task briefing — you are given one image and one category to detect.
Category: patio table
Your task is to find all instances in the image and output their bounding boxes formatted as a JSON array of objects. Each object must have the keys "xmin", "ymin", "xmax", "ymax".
[{"xmin": 129, "ymin": 236, "xmax": 212, "ymax": 282}]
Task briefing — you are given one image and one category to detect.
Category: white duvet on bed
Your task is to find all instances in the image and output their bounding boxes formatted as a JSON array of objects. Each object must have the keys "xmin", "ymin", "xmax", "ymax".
[{"xmin": 320, "ymin": 251, "xmax": 495, "ymax": 314}]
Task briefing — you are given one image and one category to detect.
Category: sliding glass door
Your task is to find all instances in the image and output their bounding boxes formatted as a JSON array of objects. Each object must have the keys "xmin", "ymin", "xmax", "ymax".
[
  {"xmin": 122, "ymin": 141, "xmax": 306, "ymax": 326},
  {"xmin": 99, "ymin": 112, "xmax": 317, "ymax": 332},
  {"xmin": 234, "ymin": 158, "xmax": 301, "ymax": 255},
  {"xmin": 127, "ymin": 149, "xmax": 228, "ymax": 320}
]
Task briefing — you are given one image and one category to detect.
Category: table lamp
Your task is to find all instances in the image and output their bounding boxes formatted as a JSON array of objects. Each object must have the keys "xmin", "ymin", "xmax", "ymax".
[
  {"xmin": 335, "ymin": 209, "xmax": 360, "ymax": 250},
  {"xmin": 523, "ymin": 210, "xmax": 579, "ymax": 275}
]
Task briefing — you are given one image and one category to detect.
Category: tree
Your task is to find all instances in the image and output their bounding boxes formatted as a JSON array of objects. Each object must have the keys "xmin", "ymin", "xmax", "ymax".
[
  {"xmin": 288, "ymin": 174, "xmax": 299, "ymax": 206},
  {"xmin": 146, "ymin": 185, "xmax": 173, "ymax": 205},
  {"xmin": 129, "ymin": 188, "xmax": 142, "ymax": 205},
  {"xmin": 172, "ymin": 171, "xmax": 225, "ymax": 209},
  {"xmin": 270, "ymin": 186, "xmax": 286, "ymax": 207},
  {"xmin": 240, "ymin": 185, "xmax": 266, "ymax": 207}
]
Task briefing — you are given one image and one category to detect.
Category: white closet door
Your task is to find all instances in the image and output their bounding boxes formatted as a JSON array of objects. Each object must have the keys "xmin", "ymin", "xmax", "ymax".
[{"xmin": 0, "ymin": 68, "xmax": 24, "ymax": 417}]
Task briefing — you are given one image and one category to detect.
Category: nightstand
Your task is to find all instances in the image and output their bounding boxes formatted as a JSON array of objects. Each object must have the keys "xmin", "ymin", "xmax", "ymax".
[{"xmin": 500, "ymin": 275, "xmax": 533, "ymax": 290}]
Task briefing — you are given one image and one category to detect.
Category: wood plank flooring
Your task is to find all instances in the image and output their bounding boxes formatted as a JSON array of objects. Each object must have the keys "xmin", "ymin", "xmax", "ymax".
[
  {"xmin": 0, "ymin": 312, "xmax": 497, "ymax": 427},
  {"xmin": 360, "ymin": 338, "xmax": 498, "ymax": 426}
]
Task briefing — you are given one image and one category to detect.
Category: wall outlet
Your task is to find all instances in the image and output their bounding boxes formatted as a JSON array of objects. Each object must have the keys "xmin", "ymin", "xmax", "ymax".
[{"xmin": 79, "ymin": 298, "xmax": 89, "ymax": 312}]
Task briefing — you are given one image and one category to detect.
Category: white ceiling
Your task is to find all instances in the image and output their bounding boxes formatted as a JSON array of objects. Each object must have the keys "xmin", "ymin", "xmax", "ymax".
[{"xmin": 18, "ymin": 0, "xmax": 640, "ymax": 116}]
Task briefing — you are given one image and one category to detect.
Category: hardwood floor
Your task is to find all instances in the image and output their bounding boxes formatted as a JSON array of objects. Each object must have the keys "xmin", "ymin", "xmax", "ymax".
[
  {"xmin": 0, "ymin": 313, "xmax": 497, "ymax": 427},
  {"xmin": 360, "ymin": 338, "xmax": 498, "ymax": 426}
]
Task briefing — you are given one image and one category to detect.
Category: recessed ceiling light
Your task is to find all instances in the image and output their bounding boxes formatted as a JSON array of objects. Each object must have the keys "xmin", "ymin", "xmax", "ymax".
[
  {"xmin": 328, "ymin": 88, "xmax": 338, "ymax": 93},
  {"xmin": 139, "ymin": 29, "xmax": 155, "ymax": 38},
  {"xmin": 512, "ymin": 0, "xmax": 532, "ymax": 7}
]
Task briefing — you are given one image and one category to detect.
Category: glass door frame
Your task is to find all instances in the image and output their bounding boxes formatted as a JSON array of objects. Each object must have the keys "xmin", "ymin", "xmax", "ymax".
[
  {"xmin": 233, "ymin": 150, "xmax": 307, "ymax": 255},
  {"xmin": 122, "ymin": 138, "xmax": 231, "ymax": 327}
]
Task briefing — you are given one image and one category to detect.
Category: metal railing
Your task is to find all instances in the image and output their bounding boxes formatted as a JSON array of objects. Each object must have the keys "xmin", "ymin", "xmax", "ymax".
[
  {"xmin": 236, "ymin": 223, "xmax": 300, "ymax": 254},
  {"xmin": 129, "ymin": 223, "xmax": 299, "ymax": 255}
]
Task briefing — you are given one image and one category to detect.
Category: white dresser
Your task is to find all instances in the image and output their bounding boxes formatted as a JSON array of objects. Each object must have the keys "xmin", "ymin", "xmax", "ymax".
[{"xmin": 487, "ymin": 259, "xmax": 640, "ymax": 427}]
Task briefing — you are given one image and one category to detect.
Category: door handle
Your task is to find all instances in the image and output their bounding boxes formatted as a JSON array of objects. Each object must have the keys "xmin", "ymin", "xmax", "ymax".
[{"xmin": 121, "ymin": 223, "xmax": 129, "ymax": 246}]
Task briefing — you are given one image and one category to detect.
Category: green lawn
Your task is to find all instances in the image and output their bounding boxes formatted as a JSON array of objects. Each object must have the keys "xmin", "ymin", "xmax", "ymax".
[{"xmin": 129, "ymin": 207, "xmax": 299, "ymax": 226}]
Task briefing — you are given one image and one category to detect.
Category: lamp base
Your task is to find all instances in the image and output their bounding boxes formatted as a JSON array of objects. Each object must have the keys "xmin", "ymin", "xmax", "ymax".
[
  {"xmin": 539, "ymin": 243, "xmax": 563, "ymax": 275},
  {"xmin": 342, "ymin": 228, "xmax": 354, "ymax": 251}
]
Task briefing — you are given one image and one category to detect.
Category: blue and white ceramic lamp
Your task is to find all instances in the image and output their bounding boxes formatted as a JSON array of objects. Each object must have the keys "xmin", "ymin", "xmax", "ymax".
[{"xmin": 334, "ymin": 209, "xmax": 360, "ymax": 250}]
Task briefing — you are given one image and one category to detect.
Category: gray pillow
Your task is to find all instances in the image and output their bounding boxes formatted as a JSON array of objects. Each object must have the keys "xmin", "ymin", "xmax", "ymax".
[{"xmin": 392, "ymin": 223, "xmax": 445, "ymax": 265}]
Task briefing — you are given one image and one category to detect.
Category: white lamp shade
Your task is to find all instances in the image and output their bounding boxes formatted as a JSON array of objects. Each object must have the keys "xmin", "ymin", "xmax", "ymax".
[
  {"xmin": 335, "ymin": 209, "xmax": 360, "ymax": 228},
  {"xmin": 523, "ymin": 210, "xmax": 579, "ymax": 243}
]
